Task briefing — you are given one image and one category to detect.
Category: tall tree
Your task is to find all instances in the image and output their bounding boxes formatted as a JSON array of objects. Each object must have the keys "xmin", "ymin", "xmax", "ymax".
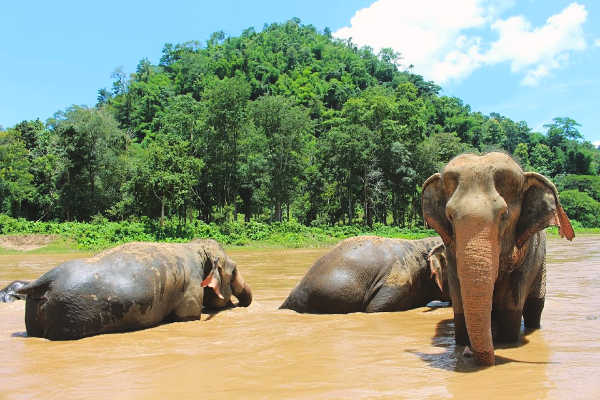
[
  {"xmin": 250, "ymin": 95, "xmax": 313, "ymax": 221},
  {"xmin": 49, "ymin": 106, "xmax": 127, "ymax": 220}
]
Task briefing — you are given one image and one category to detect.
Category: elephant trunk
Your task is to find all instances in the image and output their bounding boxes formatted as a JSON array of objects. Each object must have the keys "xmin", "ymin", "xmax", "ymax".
[
  {"xmin": 232, "ymin": 269, "xmax": 252, "ymax": 307},
  {"xmin": 456, "ymin": 225, "xmax": 499, "ymax": 366}
]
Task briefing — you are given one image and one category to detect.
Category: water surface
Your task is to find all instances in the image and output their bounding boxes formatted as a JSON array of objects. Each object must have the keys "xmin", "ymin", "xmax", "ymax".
[{"xmin": 0, "ymin": 236, "xmax": 598, "ymax": 399}]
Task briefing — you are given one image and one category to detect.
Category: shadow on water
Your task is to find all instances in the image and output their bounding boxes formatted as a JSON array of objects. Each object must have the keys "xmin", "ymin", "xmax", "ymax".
[{"xmin": 407, "ymin": 318, "xmax": 558, "ymax": 372}]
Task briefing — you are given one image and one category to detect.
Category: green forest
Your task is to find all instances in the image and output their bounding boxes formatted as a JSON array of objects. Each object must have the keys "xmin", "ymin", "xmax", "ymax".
[{"xmin": 1, "ymin": 19, "xmax": 599, "ymax": 244}]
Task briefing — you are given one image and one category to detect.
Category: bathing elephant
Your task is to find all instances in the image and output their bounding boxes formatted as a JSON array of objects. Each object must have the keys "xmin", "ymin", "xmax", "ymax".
[
  {"xmin": 280, "ymin": 236, "xmax": 449, "ymax": 313},
  {"xmin": 17, "ymin": 239, "xmax": 252, "ymax": 340},
  {"xmin": 422, "ymin": 152, "xmax": 574, "ymax": 366},
  {"xmin": 0, "ymin": 280, "xmax": 29, "ymax": 303}
]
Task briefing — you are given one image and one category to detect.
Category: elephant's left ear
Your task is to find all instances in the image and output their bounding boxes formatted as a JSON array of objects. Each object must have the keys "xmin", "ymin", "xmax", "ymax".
[{"xmin": 516, "ymin": 172, "xmax": 575, "ymax": 248}]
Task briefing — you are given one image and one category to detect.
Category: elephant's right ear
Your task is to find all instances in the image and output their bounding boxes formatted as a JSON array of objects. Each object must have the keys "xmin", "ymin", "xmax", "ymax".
[
  {"xmin": 422, "ymin": 173, "xmax": 453, "ymax": 245},
  {"xmin": 201, "ymin": 257, "xmax": 225, "ymax": 300},
  {"xmin": 516, "ymin": 172, "xmax": 575, "ymax": 248}
]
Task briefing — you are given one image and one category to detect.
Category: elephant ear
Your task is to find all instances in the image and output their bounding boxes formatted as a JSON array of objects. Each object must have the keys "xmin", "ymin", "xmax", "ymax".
[
  {"xmin": 201, "ymin": 256, "xmax": 224, "ymax": 299},
  {"xmin": 422, "ymin": 173, "xmax": 453, "ymax": 245},
  {"xmin": 516, "ymin": 172, "xmax": 575, "ymax": 248},
  {"xmin": 428, "ymin": 243, "xmax": 447, "ymax": 292}
]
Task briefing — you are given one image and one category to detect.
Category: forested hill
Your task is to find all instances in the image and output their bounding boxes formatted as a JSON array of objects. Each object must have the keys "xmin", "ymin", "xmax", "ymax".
[{"xmin": 1, "ymin": 19, "xmax": 599, "ymax": 228}]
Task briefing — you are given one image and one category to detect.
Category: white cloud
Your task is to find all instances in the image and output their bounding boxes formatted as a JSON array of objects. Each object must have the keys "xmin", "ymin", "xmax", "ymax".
[
  {"xmin": 334, "ymin": 1, "xmax": 588, "ymax": 86},
  {"xmin": 595, "ymin": 38, "xmax": 600, "ymax": 47},
  {"xmin": 486, "ymin": 3, "xmax": 587, "ymax": 86},
  {"xmin": 594, "ymin": 140, "xmax": 600, "ymax": 148}
]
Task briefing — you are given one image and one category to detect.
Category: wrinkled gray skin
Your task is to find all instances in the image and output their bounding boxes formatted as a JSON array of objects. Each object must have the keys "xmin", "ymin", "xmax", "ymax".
[
  {"xmin": 17, "ymin": 239, "xmax": 252, "ymax": 340},
  {"xmin": 0, "ymin": 280, "xmax": 29, "ymax": 303},
  {"xmin": 422, "ymin": 152, "xmax": 574, "ymax": 366},
  {"xmin": 280, "ymin": 236, "xmax": 449, "ymax": 314}
]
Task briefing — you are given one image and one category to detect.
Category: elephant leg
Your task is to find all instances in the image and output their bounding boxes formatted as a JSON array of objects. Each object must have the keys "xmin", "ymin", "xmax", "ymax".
[
  {"xmin": 523, "ymin": 297, "xmax": 544, "ymax": 329},
  {"xmin": 523, "ymin": 258, "xmax": 546, "ymax": 330},
  {"xmin": 447, "ymin": 265, "xmax": 469, "ymax": 345},
  {"xmin": 171, "ymin": 298, "xmax": 202, "ymax": 321},
  {"xmin": 171, "ymin": 285, "xmax": 203, "ymax": 321},
  {"xmin": 453, "ymin": 313, "xmax": 470, "ymax": 346},
  {"xmin": 365, "ymin": 285, "xmax": 410, "ymax": 312},
  {"xmin": 493, "ymin": 308, "xmax": 522, "ymax": 342}
]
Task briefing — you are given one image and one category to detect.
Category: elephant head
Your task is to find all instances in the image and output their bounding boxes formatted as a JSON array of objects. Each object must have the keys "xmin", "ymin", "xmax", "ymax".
[
  {"xmin": 201, "ymin": 255, "xmax": 253, "ymax": 309},
  {"xmin": 422, "ymin": 152, "xmax": 573, "ymax": 366}
]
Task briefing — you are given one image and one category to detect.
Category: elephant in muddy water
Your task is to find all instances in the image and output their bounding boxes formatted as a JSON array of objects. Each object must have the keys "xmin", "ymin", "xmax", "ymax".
[
  {"xmin": 0, "ymin": 280, "xmax": 29, "ymax": 303},
  {"xmin": 16, "ymin": 239, "xmax": 252, "ymax": 340},
  {"xmin": 422, "ymin": 152, "xmax": 574, "ymax": 366},
  {"xmin": 280, "ymin": 236, "xmax": 449, "ymax": 313}
]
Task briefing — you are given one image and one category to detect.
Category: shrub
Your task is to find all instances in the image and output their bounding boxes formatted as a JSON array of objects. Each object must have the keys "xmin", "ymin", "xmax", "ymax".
[{"xmin": 559, "ymin": 190, "xmax": 600, "ymax": 227}]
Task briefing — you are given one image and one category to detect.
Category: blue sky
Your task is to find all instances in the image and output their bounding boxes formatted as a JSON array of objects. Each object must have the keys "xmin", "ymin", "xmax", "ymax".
[{"xmin": 2, "ymin": 0, "xmax": 598, "ymax": 144}]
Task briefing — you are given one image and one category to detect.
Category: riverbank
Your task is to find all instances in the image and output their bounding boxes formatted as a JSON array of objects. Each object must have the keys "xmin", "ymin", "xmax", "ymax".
[
  {"xmin": 0, "ymin": 215, "xmax": 437, "ymax": 253},
  {"xmin": 0, "ymin": 214, "xmax": 596, "ymax": 254}
]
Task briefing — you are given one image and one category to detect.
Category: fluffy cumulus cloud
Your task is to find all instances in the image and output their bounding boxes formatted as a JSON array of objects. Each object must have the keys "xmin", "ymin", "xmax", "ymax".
[{"xmin": 334, "ymin": 0, "xmax": 588, "ymax": 86}]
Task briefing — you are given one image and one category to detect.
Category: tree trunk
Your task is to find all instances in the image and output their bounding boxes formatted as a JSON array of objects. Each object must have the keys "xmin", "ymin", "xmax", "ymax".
[
  {"xmin": 275, "ymin": 202, "xmax": 282, "ymax": 222},
  {"xmin": 160, "ymin": 197, "xmax": 165, "ymax": 228}
]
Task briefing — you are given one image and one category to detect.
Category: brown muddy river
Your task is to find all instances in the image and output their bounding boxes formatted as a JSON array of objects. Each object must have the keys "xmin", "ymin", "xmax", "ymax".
[{"xmin": 1, "ymin": 236, "xmax": 599, "ymax": 399}]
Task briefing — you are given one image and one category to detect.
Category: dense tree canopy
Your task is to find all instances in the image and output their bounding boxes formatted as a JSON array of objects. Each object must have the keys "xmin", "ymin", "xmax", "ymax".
[{"xmin": 1, "ymin": 19, "xmax": 598, "ymax": 226}]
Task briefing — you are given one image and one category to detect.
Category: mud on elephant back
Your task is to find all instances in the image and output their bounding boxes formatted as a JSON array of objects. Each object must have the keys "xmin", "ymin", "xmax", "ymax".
[
  {"xmin": 421, "ymin": 152, "xmax": 574, "ymax": 366},
  {"xmin": 16, "ymin": 239, "xmax": 252, "ymax": 340},
  {"xmin": 280, "ymin": 236, "xmax": 449, "ymax": 314}
]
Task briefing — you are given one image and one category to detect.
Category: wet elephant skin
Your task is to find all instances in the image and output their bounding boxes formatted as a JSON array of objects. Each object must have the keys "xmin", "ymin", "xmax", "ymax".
[
  {"xmin": 280, "ymin": 236, "xmax": 447, "ymax": 313},
  {"xmin": 422, "ymin": 152, "xmax": 574, "ymax": 366},
  {"xmin": 17, "ymin": 239, "xmax": 251, "ymax": 340},
  {"xmin": 0, "ymin": 280, "xmax": 29, "ymax": 303}
]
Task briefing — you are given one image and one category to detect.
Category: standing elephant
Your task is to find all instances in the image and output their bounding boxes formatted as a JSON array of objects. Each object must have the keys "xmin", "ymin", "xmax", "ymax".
[
  {"xmin": 280, "ymin": 236, "xmax": 448, "ymax": 313},
  {"xmin": 422, "ymin": 152, "xmax": 574, "ymax": 366},
  {"xmin": 16, "ymin": 239, "xmax": 252, "ymax": 340},
  {"xmin": 0, "ymin": 280, "xmax": 29, "ymax": 303}
]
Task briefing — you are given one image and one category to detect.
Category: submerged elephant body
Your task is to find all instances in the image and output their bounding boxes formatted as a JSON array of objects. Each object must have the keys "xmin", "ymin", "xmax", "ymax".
[
  {"xmin": 0, "ymin": 280, "xmax": 29, "ymax": 303},
  {"xmin": 422, "ymin": 152, "xmax": 574, "ymax": 366},
  {"xmin": 280, "ymin": 236, "xmax": 448, "ymax": 314},
  {"xmin": 17, "ymin": 239, "xmax": 251, "ymax": 340}
]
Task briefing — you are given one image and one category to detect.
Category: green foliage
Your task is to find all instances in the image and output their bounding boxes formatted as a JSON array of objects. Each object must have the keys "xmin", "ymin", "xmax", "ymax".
[
  {"xmin": 558, "ymin": 190, "xmax": 600, "ymax": 228},
  {"xmin": 1, "ymin": 18, "xmax": 598, "ymax": 232},
  {"xmin": 0, "ymin": 130, "xmax": 34, "ymax": 215},
  {"xmin": 0, "ymin": 214, "xmax": 435, "ymax": 250},
  {"xmin": 555, "ymin": 175, "xmax": 600, "ymax": 202}
]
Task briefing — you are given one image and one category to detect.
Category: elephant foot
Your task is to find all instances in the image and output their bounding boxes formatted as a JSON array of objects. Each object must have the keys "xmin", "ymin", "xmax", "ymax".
[
  {"xmin": 523, "ymin": 297, "xmax": 544, "ymax": 329},
  {"xmin": 462, "ymin": 346, "xmax": 495, "ymax": 366},
  {"xmin": 453, "ymin": 313, "xmax": 470, "ymax": 346},
  {"xmin": 473, "ymin": 349, "xmax": 495, "ymax": 366},
  {"xmin": 494, "ymin": 309, "xmax": 522, "ymax": 342}
]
